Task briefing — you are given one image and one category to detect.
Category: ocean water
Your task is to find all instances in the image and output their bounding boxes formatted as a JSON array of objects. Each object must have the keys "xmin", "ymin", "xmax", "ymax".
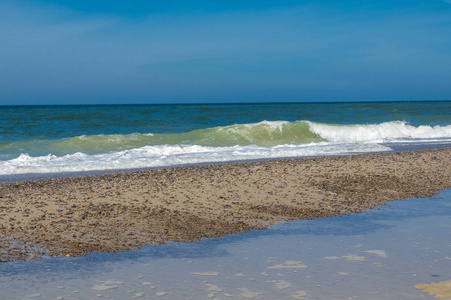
[{"xmin": 1, "ymin": 101, "xmax": 450, "ymax": 180}]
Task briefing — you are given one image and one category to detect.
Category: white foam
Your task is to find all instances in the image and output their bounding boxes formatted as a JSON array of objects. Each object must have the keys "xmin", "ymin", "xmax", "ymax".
[
  {"xmin": 0, "ymin": 142, "xmax": 390, "ymax": 176},
  {"xmin": 308, "ymin": 121, "xmax": 451, "ymax": 143}
]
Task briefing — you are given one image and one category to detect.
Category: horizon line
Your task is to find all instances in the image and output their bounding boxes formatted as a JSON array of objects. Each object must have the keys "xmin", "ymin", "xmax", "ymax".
[{"xmin": 1, "ymin": 99, "xmax": 450, "ymax": 107}]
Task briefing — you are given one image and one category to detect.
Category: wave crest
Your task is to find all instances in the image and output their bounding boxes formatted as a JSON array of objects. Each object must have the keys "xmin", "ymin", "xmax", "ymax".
[{"xmin": 308, "ymin": 121, "xmax": 451, "ymax": 143}]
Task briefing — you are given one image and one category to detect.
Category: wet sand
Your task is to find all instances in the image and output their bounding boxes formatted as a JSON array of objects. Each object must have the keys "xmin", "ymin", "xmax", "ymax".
[{"xmin": 1, "ymin": 148, "xmax": 450, "ymax": 262}]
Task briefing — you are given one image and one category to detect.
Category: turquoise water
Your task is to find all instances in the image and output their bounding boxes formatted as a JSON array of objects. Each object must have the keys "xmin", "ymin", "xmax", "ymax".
[{"xmin": 1, "ymin": 101, "xmax": 450, "ymax": 178}]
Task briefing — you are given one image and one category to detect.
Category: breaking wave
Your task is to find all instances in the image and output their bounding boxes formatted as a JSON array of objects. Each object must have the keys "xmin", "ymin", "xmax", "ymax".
[{"xmin": 1, "ymin": 120, "xmax": 450, "ymax": 176}]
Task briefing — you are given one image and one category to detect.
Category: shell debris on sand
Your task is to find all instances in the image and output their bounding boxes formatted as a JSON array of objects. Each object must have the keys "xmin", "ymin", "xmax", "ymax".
[
  {"xmin": 204, "ymin": 283, "xmax": 223, "ymax": 292},
  {"xmin": 267, "ymin": 261, "xmax": 308, "ymax": 269},
  {"xmin": 237, "ymin": 288, "xmax": 264, "ymax": 299},
  {"xmin": 92, "ymin": 284, "xmax": 119, "ymax": 291},
  {"xmin": 324, "ymin": 256, "xmax": 340, "ymax": 260},
  {"xmin": 342, "ymin": 254, "xmax": 366, "ymax": 262},
  {"xmin": 97, "ymin": 280, "xmax": 124, "ymax": 285},
  {"xmin": 191, "ymin": 271, "xmax": 220, "ymax": 276},
  {"xmin": 267, "ymin": 280, "xmax": 292, "ymax": 290},
  {"xmin": 361, "ymin": 250, "xmax": 389, "ymax": 258},
  {"xmin": 133, "ymin": 292, "xmax": 145, "ymax": 298},
  {"xmin": 290, "ymin": 290, "xmax": 309, "ymax": 300},
  {"xmin": 415, "ymin": 280, "xmax": 451, "ymax": 300}
]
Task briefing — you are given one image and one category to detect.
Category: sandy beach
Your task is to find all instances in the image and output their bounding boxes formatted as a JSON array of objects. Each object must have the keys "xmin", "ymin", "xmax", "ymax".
[{"xmin": 1, "ymin": 148, "xmax": 450, "ymax": 262}]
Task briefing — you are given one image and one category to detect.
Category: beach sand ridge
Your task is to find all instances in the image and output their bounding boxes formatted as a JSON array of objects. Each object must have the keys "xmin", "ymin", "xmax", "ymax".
[{"xmin": 0, "ymin": 148, "xmax": 450, "ymax": 262}]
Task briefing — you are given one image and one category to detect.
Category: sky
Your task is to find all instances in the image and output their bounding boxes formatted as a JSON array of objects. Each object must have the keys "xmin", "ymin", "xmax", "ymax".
[{"xmin": 0, "ymin": 0, "xmax": 450, "ymax": 105}]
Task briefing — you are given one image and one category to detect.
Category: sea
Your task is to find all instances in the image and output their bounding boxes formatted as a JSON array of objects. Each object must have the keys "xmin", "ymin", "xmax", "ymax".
[{"xmin": 1, "ymin": 101, "xmax": 451, "ymax": 182}]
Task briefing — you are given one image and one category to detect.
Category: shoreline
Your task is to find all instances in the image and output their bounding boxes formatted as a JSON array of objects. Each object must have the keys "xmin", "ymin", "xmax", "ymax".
[
  {"xmin": 2, "ymin": 141, "xmax": 451, "ymax": 185},
  {"xmin": 1, "ymin": 148, "xmax": 450, "ymax": 262}
]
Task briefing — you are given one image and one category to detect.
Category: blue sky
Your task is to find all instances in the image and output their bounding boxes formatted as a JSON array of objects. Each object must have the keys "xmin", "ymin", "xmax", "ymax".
[{"xmin": 1, "ymin": 0, "xmax": 450, "ymax": 104}]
